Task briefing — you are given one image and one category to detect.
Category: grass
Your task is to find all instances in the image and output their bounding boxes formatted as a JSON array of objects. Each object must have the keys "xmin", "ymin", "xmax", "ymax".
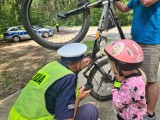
[
  {"xmin": 82, "ymin": 38, "xmax": 113, "ymax": 54},
  {"xmin": 82, "ymin": 40, "xmax": 94, "ymax": 53},
  {"xmin": 122, "ymin": 26, "xmax": 131, "ymax": 28},
  {"xmin": 0, "ymin": 71, "xmax": 12, "ymax": 86},
  {"xmin": 3, "ymin": 79, "xmax": 12, "ymax": 86}
]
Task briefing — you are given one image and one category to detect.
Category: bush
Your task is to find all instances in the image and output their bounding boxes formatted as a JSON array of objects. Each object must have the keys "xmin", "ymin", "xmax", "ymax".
[
  {"xmin": 117, "ymin": 11, "xmax": 133, "ymax": 26},
  {"xmin": 0, "ymin": 34, "xmax": 4, "ymax": 40}
]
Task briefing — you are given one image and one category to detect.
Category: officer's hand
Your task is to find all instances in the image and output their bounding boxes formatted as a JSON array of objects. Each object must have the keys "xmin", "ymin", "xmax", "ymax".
[
  {"xmin": 80, "ymin": 57, "xmax": 92, "ymax": 69},
  {"xmin": 78, "ymin": 86, "xmax": 91, "ymax": 101}
]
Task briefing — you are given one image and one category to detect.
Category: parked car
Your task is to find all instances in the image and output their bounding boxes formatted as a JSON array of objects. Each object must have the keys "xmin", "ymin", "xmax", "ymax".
[{"xmin": 3, "ymin": 25, "xmax": 54, "ymax": 42}]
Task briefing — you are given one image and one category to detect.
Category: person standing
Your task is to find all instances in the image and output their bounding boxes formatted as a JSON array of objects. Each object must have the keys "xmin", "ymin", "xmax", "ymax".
[
  {"xmin": 56, "ymin": 20, "xmax": 60, "ymax": 32},
  {"xmin": 8, "ymin": 43, "xmax": 98, "ymax": 120},
  {"xmin": 114, "ymin": 0, "xmax": 160, "ymax": 119}
]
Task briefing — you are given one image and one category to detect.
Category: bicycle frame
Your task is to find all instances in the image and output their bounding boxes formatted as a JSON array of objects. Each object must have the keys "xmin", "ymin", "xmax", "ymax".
[
  {"xmin": 79, "ymin": 0, "xmax": 125, "ymax": 101},
  {"xmin": 97, "ymin": 0, "xmax": 114, "ymax": 32},
  {"xmin": 58, "ymin": 0, "xmax": 125, "ymax": 38},
  {"xmin": 58, "ymin": 0, "xmax": 125, "ymax": 82},
  {"xmin": 94, "ymin": 0, "xmax": 125, "ymax": 38},
  {"xmin": 80, "ymin": 0, "xmax": 125, "ymax": 81},
  {"xmin": 82, "ymin": 35, "xmax": 112, "ymax": 82}
]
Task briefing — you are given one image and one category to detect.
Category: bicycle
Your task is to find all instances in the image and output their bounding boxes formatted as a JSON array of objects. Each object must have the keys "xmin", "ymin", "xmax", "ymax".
[{"xmin": 21, "ymin": 0, "xmax": 125, "ymax": 101}]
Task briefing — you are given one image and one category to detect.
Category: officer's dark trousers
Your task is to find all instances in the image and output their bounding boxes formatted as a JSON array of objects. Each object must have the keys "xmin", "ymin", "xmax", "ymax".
[
  {"xmin": 56, "ymin": 26, "xmax": 59, "ymax": 32},
  {"xmin": 75, "ymin": 103, "xmax": 99, "ymax": 120}
]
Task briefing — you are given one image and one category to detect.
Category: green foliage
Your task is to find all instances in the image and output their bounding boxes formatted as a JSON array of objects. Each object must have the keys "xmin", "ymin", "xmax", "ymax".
[
  {"xmin": 83, "ymin": 40, "xmax": 94, "ymax": 53},
  {"xmin": 0, "ymin": 34, "xmax": 4, "ymax": 40},
  {"xmin": 89, "ymin": 0, "xmax": 133, "ymax": 26},
  {"xmin": 117, "ymin": 11, "xmax": 133, "ymax": 26},
  {"xmin": 0, "ymin": 0, "xmax": 132, "ymax": 35},
  {"xmin": 90, "ymin": 8, "xmax": 102, "ymax": 26},
  {"xmin": 0, "ymin": 0, "xmax": 22, "ymax": 34},
  {"xmin": 116, "ymin": 0, "xmax": 133, "ymax": 26}
]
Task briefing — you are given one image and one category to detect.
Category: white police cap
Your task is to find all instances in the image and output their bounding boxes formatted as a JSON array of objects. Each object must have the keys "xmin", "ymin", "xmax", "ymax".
[{"xmin": 57, "ymin": 43, "xmax": 87, "ymax": 61}]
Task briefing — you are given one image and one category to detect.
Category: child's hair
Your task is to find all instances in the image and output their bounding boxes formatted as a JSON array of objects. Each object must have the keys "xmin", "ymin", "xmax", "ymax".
[{"xmin": 104, "ymin": 39, "xmax": 144, "ymax": 71}]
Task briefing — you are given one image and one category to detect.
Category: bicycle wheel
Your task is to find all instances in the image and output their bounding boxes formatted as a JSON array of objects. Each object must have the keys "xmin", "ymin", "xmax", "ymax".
[
  {"xmin": 88, "ymin": 58, "xmax": 114, "ymax": 101},
  {"xmin": 21, "ymin": 0, "xmax": 90, "ymax": 50}
]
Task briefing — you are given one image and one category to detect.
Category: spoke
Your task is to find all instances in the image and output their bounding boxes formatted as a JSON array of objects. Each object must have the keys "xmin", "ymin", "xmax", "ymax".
[
  {"xmin": 92, "ymin": 66, "xmax": 113, "ymax": 96},
  {"xmin": 96, "ymin": 78, "xmax": 103, "ymax": 95},
  {"xmin": 93, "ymin": 76, "xmax": 100, "ymax": 86}
]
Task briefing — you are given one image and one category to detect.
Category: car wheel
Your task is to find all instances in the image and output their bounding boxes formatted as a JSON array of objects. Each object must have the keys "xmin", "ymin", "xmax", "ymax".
[
  {"xmin": 12, "ymin": 36, "xmax": 20, "ymax": 42},
  {"xmin": 42, "ymin": 32, "xmax": 49, "ymax": 38}
]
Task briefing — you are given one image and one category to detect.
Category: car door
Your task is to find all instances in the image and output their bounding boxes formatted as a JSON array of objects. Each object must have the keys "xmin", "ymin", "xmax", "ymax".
[{"xmin": 18, "ymin": 26, "xmax": 31, "ymax": 40}]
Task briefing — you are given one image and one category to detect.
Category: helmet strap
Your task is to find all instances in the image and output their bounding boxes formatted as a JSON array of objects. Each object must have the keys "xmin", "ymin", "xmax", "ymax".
[{"xmin": 115, "ymin": 64, "xmax": 123, "ymax": 76}]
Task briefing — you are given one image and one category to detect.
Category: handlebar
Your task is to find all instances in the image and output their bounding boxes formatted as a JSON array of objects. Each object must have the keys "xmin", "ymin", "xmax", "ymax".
[
  {"xmin": 87, "ymin": 0, "xmax": 114, "ymax": 8},
  {"xmin": 57, "ymin": 0, "xmax": 114, "ymax": 19}
]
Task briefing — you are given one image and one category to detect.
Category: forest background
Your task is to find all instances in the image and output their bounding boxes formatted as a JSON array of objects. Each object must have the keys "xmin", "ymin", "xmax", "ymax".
[{"xmin": 0, "ymin": 0, "xmax": 132, "ymax": 40}]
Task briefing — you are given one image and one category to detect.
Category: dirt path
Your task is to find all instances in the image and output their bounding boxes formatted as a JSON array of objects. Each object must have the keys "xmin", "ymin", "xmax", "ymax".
[
  {"xmin": 1, "ymin": 27, "xmax": 160, "ymax": 120},
  {"xmin": 0, "ymin": 26, "xmax": 131, "ymax": 101},
  {"xmin": 0, "ymin": 27, "xmax": 129, "ymax": 101},
  {"xmin": 0, "ymin": 40, "xmax": 57, "ymax": 100}
]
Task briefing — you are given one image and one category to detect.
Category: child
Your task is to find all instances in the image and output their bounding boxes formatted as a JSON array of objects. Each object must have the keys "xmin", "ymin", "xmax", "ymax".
[{"xmin": 104, "ymin": 39, "xmax": 147, "ymax": 120}]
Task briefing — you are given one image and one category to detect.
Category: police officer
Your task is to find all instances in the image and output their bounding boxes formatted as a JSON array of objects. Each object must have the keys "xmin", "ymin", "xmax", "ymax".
[
  {"xmin": 56, "ymin": 20, "xmax": 60, "ymax": 32},
  {"xmin": 8, "ymin": 43, "xmax": 98, "ymax": 120}
]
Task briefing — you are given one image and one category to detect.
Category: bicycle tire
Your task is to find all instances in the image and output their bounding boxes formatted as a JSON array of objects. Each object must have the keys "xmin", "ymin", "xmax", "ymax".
[
  {"xmin": 21, "ymin": 0, "xmax": 90, "ymax": 50},
  {"xmin": 88, "ymin": 58, "xmax": 114, "ymax": 101}
]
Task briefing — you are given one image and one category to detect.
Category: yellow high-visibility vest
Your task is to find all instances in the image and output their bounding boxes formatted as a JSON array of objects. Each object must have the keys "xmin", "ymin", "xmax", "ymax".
[
  {"xmin": 56, "ymin": 23, "xmax": 59, "ymax": 26},
  {"xmin": 8, "ymin": 61, "xmax": 77, "ymax": 120}
]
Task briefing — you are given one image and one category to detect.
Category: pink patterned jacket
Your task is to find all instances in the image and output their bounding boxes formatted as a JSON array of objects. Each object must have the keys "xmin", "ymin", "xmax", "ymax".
[{"xmin": 112, "ymin": 74, "xmax": 147, "ymax": 120}]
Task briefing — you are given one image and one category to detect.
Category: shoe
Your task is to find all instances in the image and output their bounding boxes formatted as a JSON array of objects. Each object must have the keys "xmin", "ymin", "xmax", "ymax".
[{"xmin": 143, "ymin": 113, "xmax": 156, "ymax": 120}]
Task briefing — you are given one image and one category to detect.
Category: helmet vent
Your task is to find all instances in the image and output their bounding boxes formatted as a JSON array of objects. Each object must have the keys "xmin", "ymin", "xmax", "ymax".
[
  {"xmin": 126, "ymin": 47, "xmax": 133, "ymax": 57},
  {"xmin": 132, "ymin": 43, "xmax": 139, "ymax": 51}
]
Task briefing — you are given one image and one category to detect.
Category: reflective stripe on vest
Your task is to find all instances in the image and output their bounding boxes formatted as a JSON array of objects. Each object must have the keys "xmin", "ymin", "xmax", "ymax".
[
  {"xmin": 8, "ymin": 107, "xmax": 54, "ymax": 120},
  {"xmin": 8, "ymin": 61, "xmax": 75, "ymax": 120}
]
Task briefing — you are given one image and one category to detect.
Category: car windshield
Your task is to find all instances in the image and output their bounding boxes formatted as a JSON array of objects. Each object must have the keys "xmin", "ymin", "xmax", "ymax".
[{"xmin": 33, "ymin": 26, "xmax": 41, "ymax": 30}]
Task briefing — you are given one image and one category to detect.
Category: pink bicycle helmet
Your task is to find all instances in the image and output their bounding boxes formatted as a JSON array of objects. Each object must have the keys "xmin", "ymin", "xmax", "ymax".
[{"xmin": 104, "ymin": 39, "xmax": 144, "ymax": 71}]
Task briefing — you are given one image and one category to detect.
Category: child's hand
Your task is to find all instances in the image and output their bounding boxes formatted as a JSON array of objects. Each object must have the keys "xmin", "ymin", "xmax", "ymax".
[{"xmin": 114, "ymin": 73, "xmax": 124, "ymax": 82}]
